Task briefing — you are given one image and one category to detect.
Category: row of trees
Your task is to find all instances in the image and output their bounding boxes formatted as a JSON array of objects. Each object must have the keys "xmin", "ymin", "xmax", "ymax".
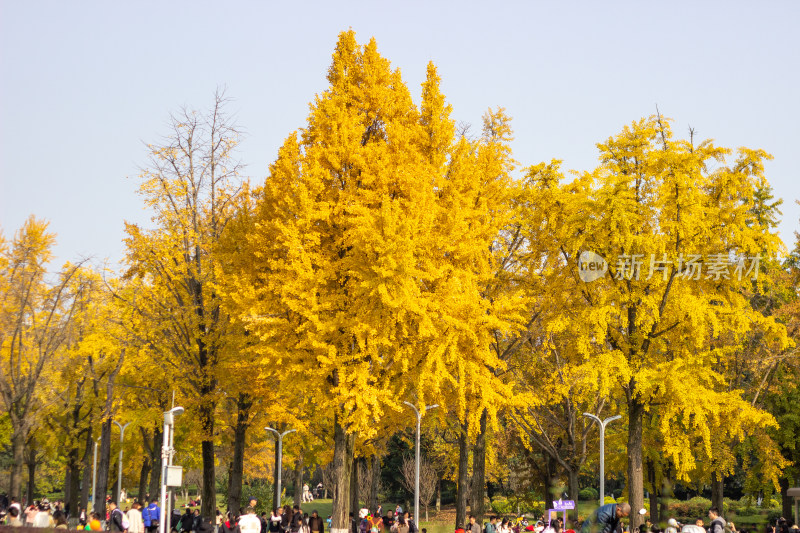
[{"xmin": 2, "ymin": 29, "xmax": 798, "ymax": 528}]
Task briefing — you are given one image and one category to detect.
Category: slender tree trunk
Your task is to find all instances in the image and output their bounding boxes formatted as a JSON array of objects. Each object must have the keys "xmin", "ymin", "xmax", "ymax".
[
  {"xmin": 543, "ymin": 455, "xmax": 555, "ymax": 511},
  {"xmin": 369, "ymin": 455, "xmax": 380, "ymax": 512},
  {"xmin": 9, "ymin": 428, "xmax": 25, "ymax": 500},
  {"xmin": 147, "ymin": 429, "xmax": 163, "ymax": 502},
  {"xmin": 711, "ymin": 472, "xmax": 724, "ymax": 513},
  {"xmin": 201, "ymin": 433, "xmax": 216, "ymax": 517},
  {"xmin": 436, "ymin": 478, "xmax": 441, "ymax": 513},
  {"xmin": 228, "ymin": 394, "xmax": 252, "ymax": 515},
  {"xmin": 81, "ymin": 430, "xmax": 93, "ymax": 511},
  {"xmin": 331, "ymin": 415, "xmax": 355, "ymax": 533},
  {"xmin": 567, "ymin": 468, "xmax": 579, "ymax": 523},
  {"xmin": 27, "ymin": 458, "xmax": 36, "ymax": 503},
  {"xmin": 779, "ymin": 477, "xmax": 792, "ymax": 524},
  {"xmin": 349, "ymin": 455, "xmax": 359, "ymax": 527},
  {"xmin": 471, "ymin": 410, "xmax": 487, "ymax": 522},
  {"xmin": 295, "ymin": 454, "xmax": 305, "ymax": 507},
  {"xmin": 456, "ymin": 420, "xmax": 469, "ymax": 530},
  {"xmin": 139, "ymin": 456, "xmax": 150, "ymax": 504},
  {"xmin": 627, "ymin": 395, "xmax": 645, "ymax": 530},
  {"xmin": 67, "ymin": 447, "xmax": 82, "ymax": 517},
  {"xmin": 65, "ymin": 462, "xmax": 73, "ymax": 506},
  {"xmin": 659, "ymin": 466, "xmax": 672, "ymax": 526},
  {"xmin": 94, "ymin": 418, "xmax": 113, "ymax": 514},
  {"xmin": 646, "ymin": 461, "xmax": 659, "ymax": 525}
]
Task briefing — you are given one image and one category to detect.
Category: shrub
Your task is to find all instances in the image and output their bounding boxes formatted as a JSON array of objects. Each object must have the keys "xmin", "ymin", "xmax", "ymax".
[
  {"xmin": 579, "ymin": 488, "xmax": 599, "ymax": 501},
  {"xmin": 668, "ymin": 497, "xmax": 712, "ymax": 522}
]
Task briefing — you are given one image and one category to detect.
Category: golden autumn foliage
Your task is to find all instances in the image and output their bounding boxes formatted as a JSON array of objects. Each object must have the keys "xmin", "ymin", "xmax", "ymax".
[{"xmin": 517, "ymin": 114, "xmax": 792, "ymax": 526}]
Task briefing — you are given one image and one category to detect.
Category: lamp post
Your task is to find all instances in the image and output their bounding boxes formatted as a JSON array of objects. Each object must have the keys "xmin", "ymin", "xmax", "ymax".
[
  {"xmin": 265, "ymin": 427, "xmax": 296, "ymax": 510},
  {"xmin": 404, "ymin": 402, "xmax": 438, "ymax": 523},
  {"xmin": 112, "ymin": 421, "xmax": 132, "ymax": 504},
  {"xmin": 91, "ymin": 437, "xmax": 100, "ymax": 505},
  {"xmin": 583, "ymin": 413, "xmax": 621, "ymax": 507},
  {"xmin": 160, "ymin": 407, "xmax": 184, "ymax": 533}
]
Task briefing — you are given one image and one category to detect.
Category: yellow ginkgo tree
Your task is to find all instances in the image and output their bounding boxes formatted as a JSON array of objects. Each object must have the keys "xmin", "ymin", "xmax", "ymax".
[
  {"xmin": 225, "ymin": 30, "xmax": 525, "ymax": 531},
  {"xmin": 519, "ymin": 114, "xmax": 790, "ymax": 528}
]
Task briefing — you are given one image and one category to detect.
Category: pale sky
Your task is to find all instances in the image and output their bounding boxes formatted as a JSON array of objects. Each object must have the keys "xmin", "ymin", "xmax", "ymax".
[{"xmin": 2, "ymin": 1, "xmax": 799, "ymax": 268}]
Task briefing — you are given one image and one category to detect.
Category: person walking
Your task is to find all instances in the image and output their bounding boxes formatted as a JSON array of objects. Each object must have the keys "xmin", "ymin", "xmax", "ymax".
[
  {"xmin": 6, "ymin": 506, "xmax": 23, "ymax": 527},
  {"xmin": 469, "ymin": 516, "xmax": 481, "ymax": 533},
  {"xmin": 309, "ymin": 511, "xmax": 324, "ymax": 533},
  {"xmin": 108, "ymin": 502, "xmax": 127, "ymax": 533},
  {"xmin": 291, "ymin": 507, "xmax": 303, "ymax": 533},
  {"xmin": 128, "ymin": 502, "xmax": 144, "ymax": 533},
  {"xmin": 580, "ymin": 503, "xmax": 631, "ymax": 533},
  {"xmin": 239, "ymin": 507, "xmax": 262, "ymax": 533},
  {"xmin": 143, "ymin": 500, "xmax": 161, "ymax": 533},
  {"xmin": 180, "ymin": 509, "xmax": 193, "ymax": 533},
  {"xmin": 33, "ymin": 500, "xmax": 55, "ymax": 528},
  {"xmin": 708, "ymin": 508, "xmax": 726, "ymax": 533}
]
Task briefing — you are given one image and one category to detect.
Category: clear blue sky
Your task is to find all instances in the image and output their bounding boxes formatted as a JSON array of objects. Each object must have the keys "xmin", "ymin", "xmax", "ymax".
[{"xmin": 2, "ymin": 1, "xmax": 799, "ymax": 268}]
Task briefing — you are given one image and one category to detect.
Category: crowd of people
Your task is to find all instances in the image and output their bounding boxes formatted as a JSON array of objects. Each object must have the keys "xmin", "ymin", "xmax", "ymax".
[{"xmin": 0, "ymin": 494, "xmax": 796, "ymax": 533}]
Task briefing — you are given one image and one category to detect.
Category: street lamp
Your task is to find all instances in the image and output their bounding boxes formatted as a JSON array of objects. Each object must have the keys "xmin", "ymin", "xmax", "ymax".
[
  {"xmin": 112, "ymin": 420, "xmax": 132, "ymax": 504},
  {"xmin": 404, "ymin": 402, "xmax": 438, "ymax": 523},
  {"xmin": 160, "ymin": 407, "xmax": 184, "ymax": 533},
  {"xmin": 583, "ymin": 413, "xmax": 621, "ymax": 507},
  {"xmin": 92, "ymin": 437, "xmax": 100, "ymax": 506},
  {"xmin": 265, "ymin": 427, "xmax": 296, "ymax": 511}
]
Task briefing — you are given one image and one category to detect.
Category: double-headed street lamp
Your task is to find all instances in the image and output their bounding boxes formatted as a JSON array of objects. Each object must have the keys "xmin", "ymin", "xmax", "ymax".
[
  {"xmin": 583, "ymin": 413, "xmax": 621, "ymax": 507},
  {"xmin": 112, "ymin": 420, "xmax": 132, "ymax": 504},
  {"xmin": 160, "ymin": 407, "xmax": 184, "ymax": 533},
  {"xmin": 265, "ymin": 427, "xmax": 296, "ymax": 511},
  {"xmin": 404, "ymin": 402, "xmax": 438, "ymax": 523}
]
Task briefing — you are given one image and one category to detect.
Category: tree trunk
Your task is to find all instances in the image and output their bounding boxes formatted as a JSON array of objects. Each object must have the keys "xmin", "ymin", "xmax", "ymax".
[
  {"xmin": 147, "ymin": 428, "xmax": 163, "ymax": 502},
  {"xmin": 711, "ymin": 472, "xmax": 723, "ymax": 513},
  {"xmin": 138, "ymin": 456, "xmax": 150, "ymax": 505},
  {"xmin": 201, "ymin": 436, "xmax": 216, "ymax": 517},
  {"xmin": 369, "ymin": 455, "xmax": 380, "ymax": 512},
  {"xmin": 627, "ymin": 395, "xmax": 645, "ymax": 530},
  {"xmin": 543, "ymin": 455, "xmax": 555, "ymax": 511},
  {"xmin": 227, "ymin": 394, "xmax": 252, "ymax": 515},
  {"xmin": 65, "ymin": 462, "xmax": 73, "ymax": 507},
  {"xmin": 779, "ymin": 477, "xmax": 792, "ymax": 524},
  {"xmin": 94, "ymin": 418, "xmax": 113, "ymax": 515},
  {"xmin": 658, "ymin": 466, "xmax": 672, "ymax": 527},
  {"xmin": 646, "ymin": 461, "xmax": 659, "ymax": 525},
  {"xmin": 28, "ymin": 460, "xmax": 36, "ymax": 502},
  {"xmin": 567, "ymin": 468, "xmax": 579, "ymax": 523},
  {"xmin": 9, "ymin": 428, "xmax": 25, "ymax": 500},
  {"xmin": 349, "ymin": 455, "xmax": 359, "ymax": 525},
  {"xmin": 330, "ymin": 414, "xmax": 355, "ymax": 533},
  {"xmin": 67, "ymin": 447, "xmax": 82, "ymax": 517},
  {"xmin": 471, "ymin": 410, "xmax": 487, "ymax": 522},
  {"xmin": 436, "ymin": 478, "xmax": 441, "ymax": 513},
  {"xmin": 456, "ymin": 419, "xmax": 469, "ymax": 530},
  {"xmin": 295, "ymin": 454, "xmax": 305, "ymax": 507},
  {"xmin": 81, "ymin": 430, "xmax": 93, "ymax": 511}
]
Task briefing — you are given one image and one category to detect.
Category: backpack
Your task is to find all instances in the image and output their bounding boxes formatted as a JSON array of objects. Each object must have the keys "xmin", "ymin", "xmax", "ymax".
[{"xmin": 148, "ymin": 507, "xmax": 160, "ymax": 528}]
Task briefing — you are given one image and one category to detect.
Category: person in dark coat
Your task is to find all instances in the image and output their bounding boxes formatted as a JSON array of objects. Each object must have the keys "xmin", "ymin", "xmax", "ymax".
[
  {"xmin": 309, "ymin": 511, "xmax": 325, "ymax": 533},
  {"xmin": 180, "ymin": 509, "xmax": 194, "ymax": 533}
]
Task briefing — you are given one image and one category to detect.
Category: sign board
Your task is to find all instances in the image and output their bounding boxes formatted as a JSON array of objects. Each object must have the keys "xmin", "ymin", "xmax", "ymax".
[
  {"xmin": 553, "ymin": 500, "xmax": 575, "ymax": 511},
  {"xmin": 165, "ymin": 465, "xmax": 183, "ymax": 487}
]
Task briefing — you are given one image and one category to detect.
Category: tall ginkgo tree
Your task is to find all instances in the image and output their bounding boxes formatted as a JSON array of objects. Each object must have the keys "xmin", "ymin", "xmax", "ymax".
[
  {"xmin": 225, "ymin": 31, "xmax": 525, "ymax": 532},
  {"xmin": 123, "ymin": 91, "xmax": 243, "ymax": 516},
  {"xmin": 519, "ymin": 115, "xmax": 790, "ymax": 528}
]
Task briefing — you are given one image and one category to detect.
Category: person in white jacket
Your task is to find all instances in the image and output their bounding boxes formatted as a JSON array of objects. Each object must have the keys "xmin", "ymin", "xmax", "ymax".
[{"xmin": 127, "ymin": 502, "xmax": 145, "ymax": 533}]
